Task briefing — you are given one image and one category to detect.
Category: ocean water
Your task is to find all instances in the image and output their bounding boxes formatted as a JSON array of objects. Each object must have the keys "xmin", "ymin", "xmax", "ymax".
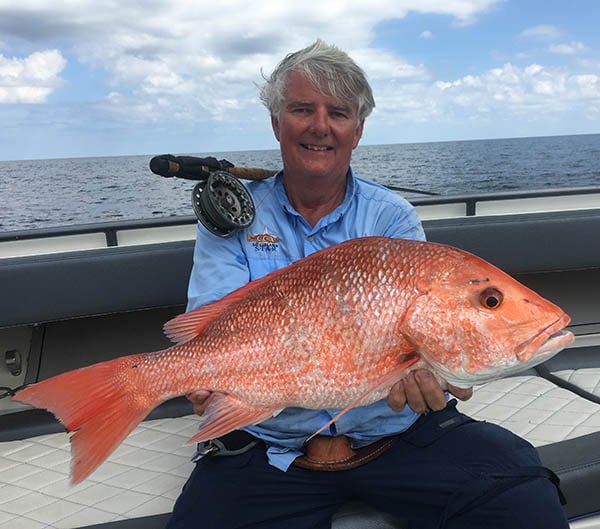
[{"xmin": 1, "ymin": 134, "xmax": 599, "ymax": 232}]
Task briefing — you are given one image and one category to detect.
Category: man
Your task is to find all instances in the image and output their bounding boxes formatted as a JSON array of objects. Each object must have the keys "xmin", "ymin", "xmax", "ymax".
[{"xmin": 167, "ymin": 40, "xmax": 567, "ymax": 529}]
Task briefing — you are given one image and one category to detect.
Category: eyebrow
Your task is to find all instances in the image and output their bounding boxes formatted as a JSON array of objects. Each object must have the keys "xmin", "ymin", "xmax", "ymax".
[
  {"xmin": 285, "ymin": 100, "xmax": 312, "ymax": 110},
  {"xmin": 285, "ymin": 100, "xmax": 354, "ymax": 114}
]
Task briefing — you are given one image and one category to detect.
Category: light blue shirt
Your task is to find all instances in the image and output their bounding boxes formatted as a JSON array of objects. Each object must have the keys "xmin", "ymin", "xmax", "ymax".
[{"xmin": 187, "ymin": 169, "xmax": 427, "ymax": 470}]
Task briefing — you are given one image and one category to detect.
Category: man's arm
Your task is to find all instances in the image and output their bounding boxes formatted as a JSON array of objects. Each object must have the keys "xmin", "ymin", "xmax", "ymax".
[{"xmin": 186, "ymin": 224, "xmax": 250, "ymax": 311}]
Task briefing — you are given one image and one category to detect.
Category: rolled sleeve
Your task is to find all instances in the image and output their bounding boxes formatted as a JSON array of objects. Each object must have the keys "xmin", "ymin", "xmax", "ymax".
[
  {"xmin": 186, "ymin": 224, "xmax": 250, "ymax": 311},
  {"xmin": 384, "ymin": 203, "xmax": 426, "ymax": 242}
]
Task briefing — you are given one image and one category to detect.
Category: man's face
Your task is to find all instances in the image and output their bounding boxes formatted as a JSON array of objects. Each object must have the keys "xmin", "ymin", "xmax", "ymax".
[{"xmin": 271, "ymin": 70, "xmax": 364, "ymax": 183}]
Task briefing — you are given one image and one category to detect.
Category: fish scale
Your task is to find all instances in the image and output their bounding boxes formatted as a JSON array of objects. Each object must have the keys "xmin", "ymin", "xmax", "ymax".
[
  {"xmin": 173, "ymin": 239, "xmax": 409, "ymax": 401},
  {"xmin": 14, "ymin": 236, "xmax": 573, "ymax": 484}
]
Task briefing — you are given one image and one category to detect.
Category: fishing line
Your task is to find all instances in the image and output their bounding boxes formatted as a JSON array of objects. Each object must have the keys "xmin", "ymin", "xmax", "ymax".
[{"xmin": 0, "ymin": 385, "xmax": 27, "ymax": 400}]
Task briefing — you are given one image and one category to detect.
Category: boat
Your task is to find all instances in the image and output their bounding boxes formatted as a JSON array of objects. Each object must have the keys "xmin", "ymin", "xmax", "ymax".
[{"xmin": 0, "ymin": 175, "xmax": 599, "ymax": 529}]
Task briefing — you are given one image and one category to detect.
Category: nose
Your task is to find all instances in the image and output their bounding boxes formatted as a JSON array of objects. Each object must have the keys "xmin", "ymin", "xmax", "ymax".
[{"xmin": 309, "ymin": 107, "xmax": 330, "ymax": 136}]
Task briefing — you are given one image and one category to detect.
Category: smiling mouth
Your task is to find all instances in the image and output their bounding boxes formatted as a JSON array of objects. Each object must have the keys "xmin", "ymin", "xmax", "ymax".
[{"xmin": 302, "ymin": 144, "xmax": 333, "ymax": 152}]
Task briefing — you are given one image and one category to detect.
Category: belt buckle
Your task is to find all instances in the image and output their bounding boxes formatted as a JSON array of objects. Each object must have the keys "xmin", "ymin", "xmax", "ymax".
[{"xmin": 190, "ymin": 441, "xmax": 219, "ymax": 462}]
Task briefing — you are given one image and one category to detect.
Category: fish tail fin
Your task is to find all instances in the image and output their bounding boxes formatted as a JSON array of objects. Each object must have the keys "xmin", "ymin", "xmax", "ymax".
[{"xmin": 14, "ymin": 354, "xmax": 159, "ymax": 484}]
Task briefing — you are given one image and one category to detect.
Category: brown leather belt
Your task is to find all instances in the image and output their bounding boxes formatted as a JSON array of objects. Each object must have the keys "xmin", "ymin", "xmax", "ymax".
[
  {"xmin": 293, "ymin": 435, "xmax": 399, "ymax": 471},
  {"xmin": 202, "ymin": 431, "xmax": 398, "ymax": 471}
]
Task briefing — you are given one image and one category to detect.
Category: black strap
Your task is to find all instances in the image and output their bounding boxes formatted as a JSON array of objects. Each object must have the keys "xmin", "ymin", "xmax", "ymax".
[{"xmin": 192, "ymin": 430, "xmax": 259, "ymax": 462}]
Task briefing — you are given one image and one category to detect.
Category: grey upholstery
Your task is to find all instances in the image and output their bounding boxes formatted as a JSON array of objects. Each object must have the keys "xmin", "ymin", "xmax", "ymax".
[{"xmin": 3, "ymin": 209, "xmax": 600, "ymax": 328}]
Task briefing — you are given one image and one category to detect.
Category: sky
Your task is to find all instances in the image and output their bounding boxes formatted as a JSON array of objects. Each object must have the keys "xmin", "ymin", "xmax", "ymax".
[{"xmin": 0, "ymin": 0, "xmax": 599, "ymax": 161}]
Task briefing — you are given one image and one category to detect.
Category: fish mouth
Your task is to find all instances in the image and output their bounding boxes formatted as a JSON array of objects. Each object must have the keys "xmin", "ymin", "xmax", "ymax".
[
  {"xmin": 425, "ymin": 314, "xmax": 575, "ymax": 389},
  {"xmin": 515, "ymin": 313, "xmax": 574, "ymax": 362}
]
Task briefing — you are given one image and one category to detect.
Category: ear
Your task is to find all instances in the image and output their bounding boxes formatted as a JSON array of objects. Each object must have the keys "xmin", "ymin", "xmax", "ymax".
[
  {"xmin": 352, "ymin": 120, "xmax": 365, "ymax": 149},
  {"xmin": 271, "ymin": 114, "xmax": 281, "ymax": 142}
]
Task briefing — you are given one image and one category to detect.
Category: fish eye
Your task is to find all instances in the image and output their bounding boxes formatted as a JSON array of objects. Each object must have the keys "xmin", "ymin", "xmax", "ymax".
[{"xmin": 479, "ymin": 287, "xmax": 503, "ymax": 309}]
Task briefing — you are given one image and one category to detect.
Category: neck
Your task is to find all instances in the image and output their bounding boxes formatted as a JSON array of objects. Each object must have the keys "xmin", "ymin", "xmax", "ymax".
[{"xmin": 283, "ymin": 173, "xmax": 348, "ymax": 227}]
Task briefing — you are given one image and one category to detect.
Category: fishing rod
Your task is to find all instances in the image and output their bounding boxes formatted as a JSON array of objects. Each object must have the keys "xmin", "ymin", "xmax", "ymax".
[
  {"xmin": 149, "ymin": 154, "xmax": 438, "ymax": 237},
  {"xmin": 149, "ymin": 154, "xmax": 276, "ymax": 181},
  {"xmin": 386, "ymin": 185, "xmax": 439, "ymax": 196},
  {"xmin": 149, "ymin": 154, "xmax": 276, "ymax": 237}
]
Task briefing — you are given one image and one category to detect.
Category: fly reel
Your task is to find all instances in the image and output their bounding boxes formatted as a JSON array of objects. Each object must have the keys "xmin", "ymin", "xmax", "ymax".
[{"xmin": 192, "ymin": 171, "xmax": 255, "ymax": 237}]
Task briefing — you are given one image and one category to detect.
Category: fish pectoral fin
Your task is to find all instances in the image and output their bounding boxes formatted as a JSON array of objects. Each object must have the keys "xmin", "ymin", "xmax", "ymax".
[
  {"xmin": 188, "ymin": 393, "xmax": 277, "ymax": 444},
  {"xmin": 307, "ymin": 354, "xmax": 420, "ymax": 442}
]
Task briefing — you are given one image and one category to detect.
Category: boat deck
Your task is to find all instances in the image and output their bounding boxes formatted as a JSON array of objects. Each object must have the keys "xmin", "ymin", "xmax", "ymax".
[
  {"xmin": 1, "ymin": 186, "xmax": 599, "ymax": 528},
  {"xmin": 1, "ymin": 363, "xmax": 599, "ymax": 529}
]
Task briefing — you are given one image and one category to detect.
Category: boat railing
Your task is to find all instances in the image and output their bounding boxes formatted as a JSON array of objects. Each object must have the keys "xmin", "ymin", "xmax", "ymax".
[
  {"xmin": 1, "ymin": 185, "xmax": 599, "ymax": 259},
  {"xmin": 406, "ymin": 185, "xmax": 600, "ymax": 219}
]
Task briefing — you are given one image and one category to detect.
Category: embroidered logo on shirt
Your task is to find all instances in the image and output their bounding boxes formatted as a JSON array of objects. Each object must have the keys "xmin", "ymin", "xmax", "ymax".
[{"xmin": 247, "ymin": 229, "xmax": 280, "ymax": 253}]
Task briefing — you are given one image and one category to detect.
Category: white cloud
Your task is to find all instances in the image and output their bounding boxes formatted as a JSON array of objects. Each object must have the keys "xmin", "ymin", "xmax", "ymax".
[
  {"xmin": 568, "ymin": 74, "xmax": 600, "ymax": 99},
  {"xmin": 436, "ymin": 74, "xmax": 482, "ymax": 90},
  {"xmin": 0, "ymin": 49, "xmax": 66, "ymax": 103},
  {"xmin": 0, "ymin": 0, "xmax": 596, "ymax": 157},
  {"xmin": 364, "ymin": 58, "xmax": 600, "ymax": 144},
  {"xmin": 352, "ymin": 48, "xmax": 429, "ymax": 82},
  {"xmin": 520, "ymin": 25, "xmax": 563, "ymax": 41},
  {"xmin": 0, "ymin": 0, "xmax": 501, "ymax": 117},
  {"xmin": 433, "ymin": 62, "xmax": 600, "ymax": 117},
  {"xmin": 548, "ymin": 41, "xmax": 586, "ymax": 55}
]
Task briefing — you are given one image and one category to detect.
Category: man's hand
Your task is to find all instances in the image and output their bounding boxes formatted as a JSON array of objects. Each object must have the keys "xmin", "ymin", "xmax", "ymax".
[
  {"xmin": 187, "ymin": 390, "xmax": 211, "ymax": 416},
  {"xmin": 387, "ymin": 370, "xmax": 472, "ymax": 414}
]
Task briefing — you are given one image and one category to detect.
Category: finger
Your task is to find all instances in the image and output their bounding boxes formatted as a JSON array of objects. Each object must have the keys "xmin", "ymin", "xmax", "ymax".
[
  {"xmin": 447, "ymin": 384, "xmax": 473, "ymax": 401},
  {"xmin": 186, "ymin": 390, "xmax": 211, "ymax": 416},
  {"xmin": 186, "ymin": 389, "xmax": 211, "ymax": 404},
  {"xmin": 413, "ymin": 370, "xmax": 447, "ymax": 411},
  {"xmin": 402, "ymin": 372, "xmax": 429, "ymax": 414},
  {"xmin": 387, "ymin": 380, "xmax": 408, "ymax": 412}
]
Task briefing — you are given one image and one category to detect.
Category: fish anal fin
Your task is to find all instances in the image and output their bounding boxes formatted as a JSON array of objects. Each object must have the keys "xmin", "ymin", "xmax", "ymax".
[
  {"xmin": 188, "ymin": 393, "xmax": 278, "ymax": 444},
  {"xmin": 307, "ymin": 353, "xmax": 420, "ymax": 441}
]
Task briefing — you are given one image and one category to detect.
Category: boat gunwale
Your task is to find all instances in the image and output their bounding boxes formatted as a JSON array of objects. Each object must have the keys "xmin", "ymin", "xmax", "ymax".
[{"xmin": 1, "ymin": 184, "xmax": 599, "ymax": 244}]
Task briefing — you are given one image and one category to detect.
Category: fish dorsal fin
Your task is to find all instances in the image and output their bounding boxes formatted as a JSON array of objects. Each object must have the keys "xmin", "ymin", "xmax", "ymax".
[
  {"xmin": 306, "ymin": 353, "xmax": 420, "ymax": 442},
  {"xmin": 163, "ymin": 273, "xmax": 278, "ymax": 343},
  {"xmin": 164, "ymin": 242, "xmax": 354, "ymax": 343},
  {"xmin": 187, "ymin": 393, "xmax": 278, "ymax": 444},
  {"xmin": 164, "ymin": 298, "xmax": 237, "ymax": 343}
]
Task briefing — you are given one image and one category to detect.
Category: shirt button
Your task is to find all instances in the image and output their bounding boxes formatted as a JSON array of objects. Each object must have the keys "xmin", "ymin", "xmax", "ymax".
[{"xmin": 307, "ymin": 235, "xmax": 314, "ymax": 241}]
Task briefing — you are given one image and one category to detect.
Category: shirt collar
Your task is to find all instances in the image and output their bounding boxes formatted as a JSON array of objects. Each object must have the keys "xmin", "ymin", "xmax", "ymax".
[{"xmin": 275, "ymin": 168, "xmax": 357, "ymax": 229}]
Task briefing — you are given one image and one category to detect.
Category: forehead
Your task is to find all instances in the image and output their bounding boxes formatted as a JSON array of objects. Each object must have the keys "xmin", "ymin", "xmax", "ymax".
[{"xmin": 283, "ymin": 70, "xmax": 356, "ymax": 109}]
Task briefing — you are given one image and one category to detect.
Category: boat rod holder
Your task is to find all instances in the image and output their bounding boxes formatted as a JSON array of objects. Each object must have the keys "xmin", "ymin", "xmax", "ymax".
[{"xmin": 149, "ymin": 154, "xmax": 277, "ymax": 237}]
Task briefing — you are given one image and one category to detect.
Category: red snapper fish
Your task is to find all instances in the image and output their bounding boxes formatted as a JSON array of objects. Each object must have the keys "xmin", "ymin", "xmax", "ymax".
[{"xmin": 14, "ymin": 237, "xmax": 574, "ymax": 484}]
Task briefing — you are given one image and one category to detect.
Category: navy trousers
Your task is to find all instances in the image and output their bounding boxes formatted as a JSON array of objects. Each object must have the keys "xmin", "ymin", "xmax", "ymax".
[{"xmin": 166, "ymin": 402, "xmax": 568, "ymax": 529}]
